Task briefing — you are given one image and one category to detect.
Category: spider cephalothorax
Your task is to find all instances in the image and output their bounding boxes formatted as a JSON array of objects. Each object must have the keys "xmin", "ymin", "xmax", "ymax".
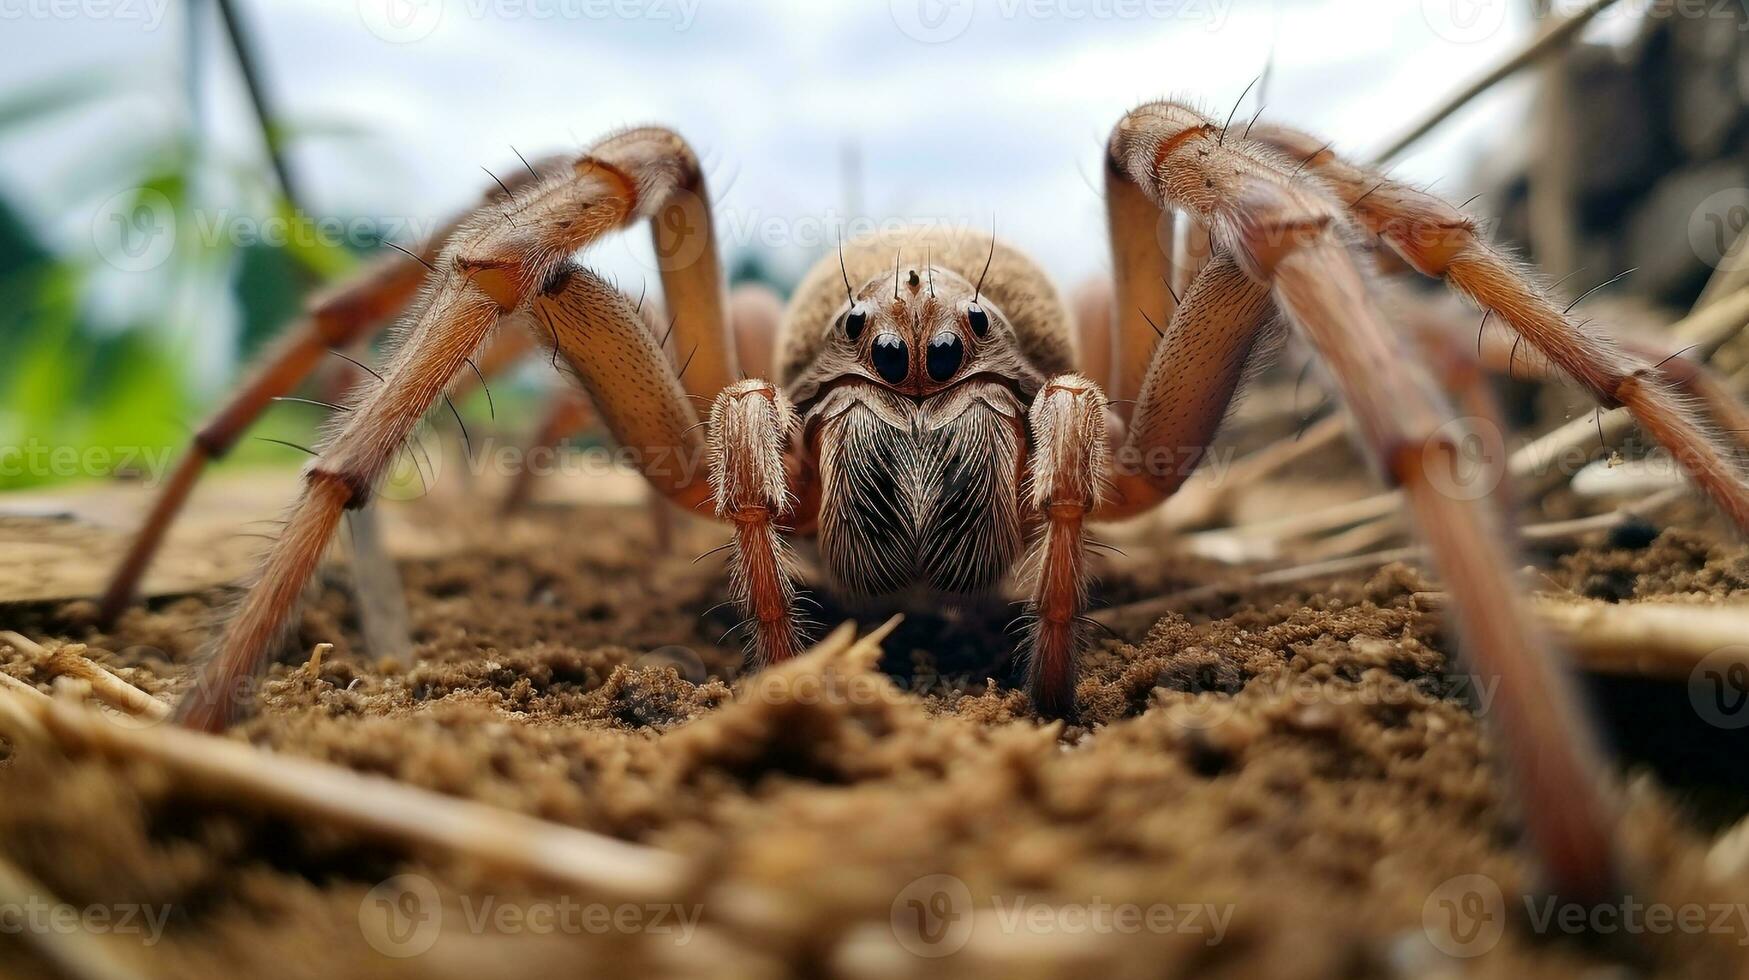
[
  {"xmin": 108, "ymin": 103, "xmax": 1749, "ymax": 911},
  {"xmin": 750, "ymin": 230, "xmax": 1103, "ymax": 706},
  {"xmin": 790, "ymin": 257, "xmax": 1047, "ymax": 604}
]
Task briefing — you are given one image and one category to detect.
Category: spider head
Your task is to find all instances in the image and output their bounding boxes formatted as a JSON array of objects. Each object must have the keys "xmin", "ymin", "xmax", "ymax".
[{"xmin": 829, "ymin": 262, "xmax": 1010, "ymax": 398}]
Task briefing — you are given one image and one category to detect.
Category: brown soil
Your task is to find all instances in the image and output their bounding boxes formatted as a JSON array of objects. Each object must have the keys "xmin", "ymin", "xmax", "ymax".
[{"xmin": 2, "ymin": 479, "xmax": 1748, "ymax": 979}]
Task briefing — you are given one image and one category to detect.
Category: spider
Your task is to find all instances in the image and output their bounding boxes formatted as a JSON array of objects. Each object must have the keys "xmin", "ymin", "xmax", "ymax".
[{"xmin": 148, "ymin": 102, "xmax": 1749, "ymax": 910}]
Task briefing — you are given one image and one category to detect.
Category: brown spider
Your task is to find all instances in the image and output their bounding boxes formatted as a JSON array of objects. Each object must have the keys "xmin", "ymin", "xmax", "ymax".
[{"xmin": 141, "ymin": 102, "xmax": 1749, "ymax": 909}]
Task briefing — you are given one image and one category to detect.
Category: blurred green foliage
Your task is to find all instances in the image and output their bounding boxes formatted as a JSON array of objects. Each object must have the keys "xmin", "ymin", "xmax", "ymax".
[
  {"xmin": 0, "ymin": 67, "xmax": 393, "ymax": 492},
  {"xmin": 0, "ymin": 190, "xmax": 193, "ymax": 492}
]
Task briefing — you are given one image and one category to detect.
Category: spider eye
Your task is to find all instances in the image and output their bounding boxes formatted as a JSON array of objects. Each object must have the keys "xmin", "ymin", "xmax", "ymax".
[
  {"xmin": 967, "ymin": 304, "xmax": 989, "ymax": 338},
  {"xmin": 871, "ymin": 333, "xmax": 908, "ymax": 383},
  {"xmin": 927, "ymin": 331, "xmax": 963, "ymax": 382},
  {"xmin": 844, "ymin": 304, "xmax": 867, "ymax": 341}
]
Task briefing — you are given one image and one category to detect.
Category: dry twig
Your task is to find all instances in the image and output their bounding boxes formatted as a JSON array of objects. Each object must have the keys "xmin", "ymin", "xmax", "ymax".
[
  {"xmin": 1161, "ymin": 416, "xmax": 1347, "ymax": 531},
  {"xmin": 1100, "ymin": 489, "xmax": 1685, "ymax": 624},
  {"xmin": 0, "ymin": 687, "xmax": 687, "ymax": 902},
  {"xmin": 1196, "ymin": 289, "xmax": 1749, "ymax": 553},
  {"xmin": 1374, "ymin": 0, "xmax": 1625, "ymax": 163},
  {"xmin": 0, "ymin": 669, "xmax": 49, "ymax": 705},
  {"xmin": 0, "ymin": 632, "xmax": 168, "ymax": 722},
  {"xmin": 1413, "ymin": 592, "xmax": 1749, "ymax": 679},
  {"xmin": 0, "ymin": 621, "xmax": 899, "ymax": 921}
]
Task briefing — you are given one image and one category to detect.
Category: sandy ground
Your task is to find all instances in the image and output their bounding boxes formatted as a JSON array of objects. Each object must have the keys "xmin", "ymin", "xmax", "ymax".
[{"xmin": 1, "ymin": 459, "xmax": 1748, "ymax": 979}]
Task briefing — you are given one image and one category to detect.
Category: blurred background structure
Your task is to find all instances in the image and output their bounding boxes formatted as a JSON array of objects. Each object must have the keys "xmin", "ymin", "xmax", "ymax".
[{"xmin": 1, "ymin": 0, "xmax": 1744, "ymax": 490}]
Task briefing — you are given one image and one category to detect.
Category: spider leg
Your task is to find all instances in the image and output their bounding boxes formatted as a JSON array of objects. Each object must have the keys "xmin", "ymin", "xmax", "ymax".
[
  {"xmin": 1023, "ymin": 374, "xmax": 1109, "ymax": 717},
  {"xmin": 1471, "ymin": 326, "xmax": 1749, "ymax": 451},
  {"xmin": 708, "ymin": 379, "xmax": 804, "ymax": 665},
  {"xmin": 97, "ymin": 250, "xmax": 424, "ymax": 628},
  {"xmin": 96, "ymin": 160, "xmax": 561, "ymax": 628},
  {"xmin": 1067, "ymin": 277, "xmax": 1115, "ymax": 394},
  {"xmin": 708, "ymin": 286, "xmax": 803, "ymax": 647},
  {"xmin": 1389, "ymin": 288, "xmax": 1749, "ymax": 482},
  {"xmin": 728, "ymin": 282, "xmax": 785, "ymax": 381},
  {"xmin": 510, "ymin": 279, "xmax": 755, "ymax": 539},
  {"xmin": 173, "ymin": 128, "xmax": 725, "ymax": 733},
  {"xmin": 1111, "ymin": 101, "xmax": 1621, "ymax": 904},
  {"xmin": 1097, "ymin": 251, "xmax": 1277, "ymax": 521},
  {"xmin": 533, "ymin": 264, "xmax": 715, "ymax": 569},
  {"xmin": 1408, "ymin": 305, "xmax": 1518, "ymax": 523},
  {"xmin": 1104, "ymin": 156, "xmax": 1182, "ymax": 416},
  {"xmin": 647, "ymin": 149, "xmax": 739, "ymax": 402},
  {"xmin": 1256, "ymin": 124, "xmax": 1749, "ymax": 532},
  {"xmin": 1617, "ymin": 341, "xmax": 1749, "ymax": 451},
  {"xmin": 532, "ymin": 265, "xmax": 711, "ymax": 509}
]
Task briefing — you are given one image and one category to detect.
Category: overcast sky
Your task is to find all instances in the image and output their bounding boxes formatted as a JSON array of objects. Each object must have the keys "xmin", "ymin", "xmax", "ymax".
[{"xmin": 0, "ymin": 0, "xmax": 1594, "ymax": 379}]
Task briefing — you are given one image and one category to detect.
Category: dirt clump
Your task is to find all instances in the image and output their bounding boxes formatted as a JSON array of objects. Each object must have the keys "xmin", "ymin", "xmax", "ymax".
[{"xmin": 1, "ymin": 498, "xmax": 1746, "ymax": 978}]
